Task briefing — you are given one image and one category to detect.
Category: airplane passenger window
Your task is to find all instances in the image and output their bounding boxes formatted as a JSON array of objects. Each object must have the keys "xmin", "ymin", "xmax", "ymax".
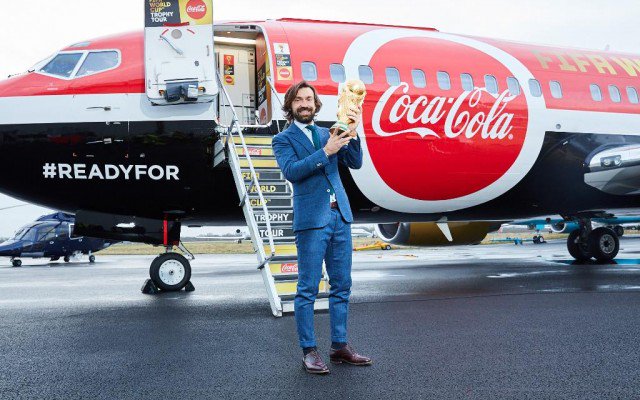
[
  {"xmin": 506, "ymin": 77, "xmax": 521, "ymax": 95},
  {"xmin": 460, "ymin": 73, "xmax": 474, "ymax": 91},
  {"xmin": 301, "ymin": 62, "xmax": 318, "ymax": 81},
  {"xmin": 609, "ymin": 85, "xmax": 621, "ymax": 103},
  {"xmin": 590, "ymin": 84, "xmax": 603, "ymax": 101},
  {"xmin": 550, "ymin": 81, "xmax": 563, "ymax": 99},
  {"xmin": 329, "ymin": 64, "xmax": 346, "ymax": 83},
  {"xmin": 437, "ymin": 71, "xmax": 451, "ymax": 90},
  {"xmin": 358, "ymin": 65, "xmax": 374, "ymax": 84},
  {"xmin": 386, "ymin": 67, "xmax": 401, "ymax": 86},
  {"xmin": 529, "ymin": 79, "xmax": 542, "ymax": 97},
  {"xmin": 627, "ymin": 87, "xmax": 639, "ymax": 104},
  {"xmin": 411, "ymin": 69, "xmax": 426, "ymax": 88},
  {"xmin": 40, "ymin": 53, "xmax": 83, "ymax": 78},
  {"xmin": 76, "ymin": 51, "xmax": 119, "ymax": 77},
  {"xmin": 484, "ymin": 75, "xmax": 498, "ymax": 94}
]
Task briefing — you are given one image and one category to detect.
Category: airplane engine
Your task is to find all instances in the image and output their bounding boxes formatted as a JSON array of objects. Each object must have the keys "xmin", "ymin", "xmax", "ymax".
[
  {"xmin": 374, "ymin": 222, "xmax": 498, "ymax": 246},
  {"xmin": 550, "ymin": 222, "xmax": 579, "ymax": 233}
]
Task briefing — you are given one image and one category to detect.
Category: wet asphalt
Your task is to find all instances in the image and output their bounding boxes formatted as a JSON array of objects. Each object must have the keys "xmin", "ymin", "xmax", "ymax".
[{"xmin": 1, "ymin": 238, "xmax": 640, "ymax": 399}]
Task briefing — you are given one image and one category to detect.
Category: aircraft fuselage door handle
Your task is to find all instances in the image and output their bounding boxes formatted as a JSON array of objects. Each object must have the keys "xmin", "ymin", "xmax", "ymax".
[{"xmin": 86, "ymin": 106, "xmax": 112, "ymax": 111}]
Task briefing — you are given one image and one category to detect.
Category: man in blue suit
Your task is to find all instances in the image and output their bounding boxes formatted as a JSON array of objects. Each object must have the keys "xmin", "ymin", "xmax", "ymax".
[{"xmin": 272, "ymin": 81, "xmax": 372, "ymax": 374}]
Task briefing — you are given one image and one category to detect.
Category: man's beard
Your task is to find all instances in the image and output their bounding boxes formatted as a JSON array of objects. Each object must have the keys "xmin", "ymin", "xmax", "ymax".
[{"xmin": 293, "ymin": 106, "xmax": 315, "ymax": 124}]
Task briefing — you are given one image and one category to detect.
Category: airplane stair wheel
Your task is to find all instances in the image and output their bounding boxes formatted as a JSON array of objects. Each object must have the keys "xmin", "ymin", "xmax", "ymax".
[{"xmin": 149, "ymin": 253, "xmax": 192, "ymax": 292}]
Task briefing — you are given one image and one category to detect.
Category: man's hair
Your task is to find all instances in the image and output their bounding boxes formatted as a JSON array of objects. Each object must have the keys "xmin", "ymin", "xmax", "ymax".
[{"xmin": 281, "ymin": 81, "xmax": 323, "ymax": 122}]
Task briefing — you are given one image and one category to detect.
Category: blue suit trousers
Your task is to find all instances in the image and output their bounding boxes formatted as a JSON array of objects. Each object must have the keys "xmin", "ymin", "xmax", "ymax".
[{"xmin": 294, "ymin": 207, "xmax": 352, "ymax": 348}]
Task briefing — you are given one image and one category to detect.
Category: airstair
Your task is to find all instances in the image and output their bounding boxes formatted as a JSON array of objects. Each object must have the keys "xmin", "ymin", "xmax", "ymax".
[{"xmin": 216, "ymin": 72, "xmax": 329, "ymax": 317}]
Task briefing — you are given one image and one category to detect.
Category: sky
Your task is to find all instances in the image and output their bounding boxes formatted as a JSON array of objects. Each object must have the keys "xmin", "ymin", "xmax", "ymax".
[{"xmin": 0, "ymin": 0, "xmax": 638, "ymax": 236}]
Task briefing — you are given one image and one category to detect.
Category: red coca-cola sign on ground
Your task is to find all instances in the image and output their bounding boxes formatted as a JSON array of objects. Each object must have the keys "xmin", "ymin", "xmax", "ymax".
[
  {"xmin": 186, "ymin": 0, "xmax": 207, "ymax": 20},
  {"xmin": 363, "ymin": 37, "xmax": 529, "ymax": 201}
]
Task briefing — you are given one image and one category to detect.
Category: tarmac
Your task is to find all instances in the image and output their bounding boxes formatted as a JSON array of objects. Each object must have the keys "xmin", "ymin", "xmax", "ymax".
[{"xmin": 1, "ymin": 238, "xmax": 640, "ymax": 399}]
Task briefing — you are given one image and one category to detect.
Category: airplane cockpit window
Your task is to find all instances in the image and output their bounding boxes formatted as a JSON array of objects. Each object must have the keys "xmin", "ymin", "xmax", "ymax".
[
  {"xmin": 590, "ymin": 84, "xmax": 603, "ymax": 101},
  {"xmin": 412, "ymin": 69, "xmax": 427, "ymax": 88},
  {"xmin": 484, "ymin": 75, "xmax": 499, "ymax": 94},
  {"xmin": 76, "ymin": 51, "xmax": 119, "ymax": 77},
  {"xmin": 627, "ymin": 87, "xmax": 639, "ymax": 104},
  {"xmin": 385, "ymin": 68, "xmax": 400, "ymax": 86},
  {"xmin": 358, "ymin": 65, "xmax": 374, "ymax": 84},
  {"xmin": 507, "ymin": 77, "xmax": 521, "ymax": 96},
  {"xmin": 437, "ymin": 71, "xmax": 451, "ymax": 90},
  {"xmin": 609, "ymin": 85, "xmax": 621, "ymax": 103},
  {"xmin": 529, "ymin": 79, "xmax": 543, "ymax": 97},
  {"xmin": 14, "ymin": 224, "xmax": 38, "ymax": 242},
  {"xmin": 330, "ymin": 64, "xmax": 346, "ymax": 83},
  {"xmin": 550, "ymin": 81, "xmax": 563, "ymax": 99},
  {"xmin": 40, "ymin": 53, "xmax": 83, "ymax": 78},
  {"xmin": 460, "ymin": 73, "xmax": 474, "ymax": 91},
  {"xmin": 301, "ymin": 62, "xmax": 318, "ymax": 81}
]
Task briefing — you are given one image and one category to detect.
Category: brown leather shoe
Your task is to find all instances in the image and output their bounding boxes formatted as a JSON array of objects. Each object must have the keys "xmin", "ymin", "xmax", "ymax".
[
  {"xmin": 302, "ymin": 350, "xmax": 330, "ymax": 374},
  {"xmin": 329, "ymin": 344, "xmax": 373, "ymax": 366}
]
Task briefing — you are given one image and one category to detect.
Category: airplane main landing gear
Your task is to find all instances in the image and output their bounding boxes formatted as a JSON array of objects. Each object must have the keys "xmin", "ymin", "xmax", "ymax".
[
  {"xmin": 566, "ymin": 216, "xmax": 619, "ymax": 262},
  {"xmin": 142, "ymin": 243, "xmax": 195, "ymax": 294}
]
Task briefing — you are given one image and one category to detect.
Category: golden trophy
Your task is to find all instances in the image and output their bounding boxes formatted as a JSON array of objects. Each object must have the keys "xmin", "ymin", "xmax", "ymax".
[{"xmin": 330, "ymin": 79, "xmax": 366, "ymax": 137}]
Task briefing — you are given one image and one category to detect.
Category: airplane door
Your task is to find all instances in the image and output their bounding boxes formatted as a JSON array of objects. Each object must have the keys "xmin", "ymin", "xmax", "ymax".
[{"xmin": 144, "ymin": 0, "xmax": 218, "ymax": 105}]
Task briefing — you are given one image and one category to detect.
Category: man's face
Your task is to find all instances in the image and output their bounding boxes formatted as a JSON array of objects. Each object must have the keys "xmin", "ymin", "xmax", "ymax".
[{"xmin": 291, "ymin": 87, "xmax": 316, "ymax": 124}]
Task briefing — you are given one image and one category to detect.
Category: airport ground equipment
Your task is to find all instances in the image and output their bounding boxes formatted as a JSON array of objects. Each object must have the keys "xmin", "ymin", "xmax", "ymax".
[{"xmin": 217, "ymin": 72, "xmax": 329, "ymax": 317}]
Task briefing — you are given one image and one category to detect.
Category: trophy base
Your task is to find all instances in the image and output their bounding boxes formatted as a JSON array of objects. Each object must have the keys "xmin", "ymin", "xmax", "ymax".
[{"xmin": 330, "ymin": 121, "xmax": 352, "ymax": 136}]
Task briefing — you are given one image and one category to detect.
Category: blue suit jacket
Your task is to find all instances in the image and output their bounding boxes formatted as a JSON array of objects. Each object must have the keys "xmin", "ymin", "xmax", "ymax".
[{"xmin": 272, "ymin": 123, "xmax": 363, "ymax": 232}]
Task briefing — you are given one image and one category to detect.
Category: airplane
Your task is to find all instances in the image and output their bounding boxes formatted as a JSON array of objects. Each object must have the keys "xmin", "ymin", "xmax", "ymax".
[
  {"xmin": 0, "ymin": 212, "xmax": 116, "ymax": 267},
  {"xmin": 1, "ymin": 6, "xmax": 640, "ymax": 291}
]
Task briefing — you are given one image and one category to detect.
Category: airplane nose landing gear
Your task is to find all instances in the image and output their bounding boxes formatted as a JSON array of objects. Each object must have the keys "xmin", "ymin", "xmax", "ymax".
[
  {"xmin": 142, "ymin": 243, "xmax": 195, "ymax": 294},
  {"xmin": 150, "ymin": 252, "xmax": 191, "ymax": 291},
  {"xmin": 565, "ymin": 215, "xmax": 620, "ymax": 262}
]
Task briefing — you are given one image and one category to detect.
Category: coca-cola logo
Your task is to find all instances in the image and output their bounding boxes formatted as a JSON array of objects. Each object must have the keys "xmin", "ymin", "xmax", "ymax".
[
  {"xmin": 341, "ymin": 31, "xmax": 545, "ymax": 212},
  {"xmin": 186, "ymin": 0, "xmax": 207, "ymax": 19},
  {"xmin": 281, "ymin": 263, "xmax": 298, "ymax": 273}
]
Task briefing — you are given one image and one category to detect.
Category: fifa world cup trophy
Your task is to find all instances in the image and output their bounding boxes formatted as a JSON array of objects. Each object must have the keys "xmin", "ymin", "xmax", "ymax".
[{"xmin": 330, "ymin": 79, "xmax": 367, "ymax": 137}]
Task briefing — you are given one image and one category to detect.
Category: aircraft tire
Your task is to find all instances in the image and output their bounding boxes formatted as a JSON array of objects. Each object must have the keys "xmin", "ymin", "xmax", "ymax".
[
  {"xmin": 567, "ymin": 230, "xmax": 592, "ymax": 261},
  {"xmin": 588, "ymin": 227, "xmax": 619, "ymax": 262},
  {"xmin": 384, "ymin": 245, "xmax": 391, "ymax": 250},
  {"xmin": 12, "ymin": 259, "xmax": 22, "ymax": 267},
  {"xmin": 89, "ymin": 255, "xmax": 95, "ymax": 263},
  {"xmin": 614, "ymin": 225, "xmax": 624, "ymax": 237},
  {"xmin": 64, "ymin": 255, "xmax": 70, "ymax": 263},
  {"xmin": 149, "ymin": 253, "xmax": 191, "ymax": 292}
]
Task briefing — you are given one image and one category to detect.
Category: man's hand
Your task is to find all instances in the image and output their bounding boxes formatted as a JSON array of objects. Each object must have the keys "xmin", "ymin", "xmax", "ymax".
[
  {"xmin": 324, "ymin": 130, "xmax": 352, "ymax": 156},
  {"xmin": 346, "ymin": 105, "xmax": 363, "ymax": 137}
]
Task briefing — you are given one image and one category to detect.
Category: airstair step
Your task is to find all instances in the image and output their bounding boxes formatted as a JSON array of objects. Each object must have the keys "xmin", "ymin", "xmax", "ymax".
[
  {"xmin": 280, "ymin": 292, "xmax": 330, "ymax": 303},
  {"xmin": 241, "ymin": 169, "xmax": 284, "ymax": 182},
  {"xmin": 247, "ymin": 197, "xmax": 292, "ymax": 209},
  {"xmin": 239, "ymin": 158, "xmax": 278, "ymax": 169},
  {"xmin": 254, "ymin": 210, "xmax": 294, "ymax": 226},
  {"xmin": 246, "ymin": 183, "xmax": 290, "ymax": 195},
  {"xmin": 236, "ymin": 146, "xmax": 274, "ymax": 157},
  {"xmin": 276, "ymin": 280, "xmax": 328, "ymax": 296},
  {"xmin": 230, "ymin": 135, "xmax": 273, "ymax": 146},
  {"xmin": 269, "ymin": 261, "xmax": 299, "ymax": 277},
  {"xmin": 263, "ymin": 243, "xmax": 297, "ymax": 256}
]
